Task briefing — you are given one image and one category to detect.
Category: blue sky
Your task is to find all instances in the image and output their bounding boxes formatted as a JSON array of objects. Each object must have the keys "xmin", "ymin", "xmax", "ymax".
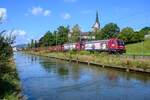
[{"xmin": 0, "ymin": 0, "xmax": 150, "ymax": 45}]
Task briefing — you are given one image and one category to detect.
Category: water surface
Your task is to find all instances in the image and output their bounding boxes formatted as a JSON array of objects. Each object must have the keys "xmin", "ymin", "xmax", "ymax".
[{"xmin": 14, "ymin": 53, "xmax": 150, "ymax": 100}]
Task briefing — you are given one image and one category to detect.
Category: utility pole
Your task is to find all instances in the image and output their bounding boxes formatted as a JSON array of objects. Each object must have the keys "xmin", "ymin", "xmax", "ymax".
[
  {"xmin": 55, "ymin": 34, "xmax": 57, "ymax": 46},
  {"xmin": 68, "ymin": 29, "xmax": 72, "ymax": 50},
  {"xmin": 141, "ymin": 41, "xmax": 144, "ymax": 56},
  {"xmin": 55, "ymin": 31, "xmax": 57, "ymax": 52},
  {"xmin": 68, "ymin": 30, "xmax": 72, "ymax": 60},
  {"xmin": 79, "ymin": 31, "xmax": 81, "ymax": 43}
]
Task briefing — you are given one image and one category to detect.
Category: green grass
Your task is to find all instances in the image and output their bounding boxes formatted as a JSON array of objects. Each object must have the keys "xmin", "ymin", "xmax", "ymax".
[
  {"xmin": 126, "ymin": 39, "xmax": 150, "ymax": 56},
  {"xmin": 0, "ymin": 60, "xmax": 21, "ymax": 100},
  {"xmin": 27, "ymin": 51, "xmax": 150, "ymax": 70}
]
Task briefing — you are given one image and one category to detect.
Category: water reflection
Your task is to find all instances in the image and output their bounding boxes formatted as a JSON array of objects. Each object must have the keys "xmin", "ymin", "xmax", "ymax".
[
  {"xmin": 40, "ymin": 61, "xmax": 55, "ymax": 73},
  {"xmin": 15, "ymin": 53, "xmax": 150, "ymax": 100},
  {"xmin": 70, "ymin": 63, "xmax": 81, "ymax": 81},
  {"xmin": 57, "ymin": 67, "xmax": 69, "ymax": 76},
  {"xmin": 107, "ymin": 70, "xmax": 118, "ymax": 81}
]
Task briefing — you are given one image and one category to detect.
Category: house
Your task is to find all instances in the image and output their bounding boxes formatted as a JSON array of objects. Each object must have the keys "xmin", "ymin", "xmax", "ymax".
[{"xmin": 80, "ymin": 32, "xmax": 95, "ymax": 40}]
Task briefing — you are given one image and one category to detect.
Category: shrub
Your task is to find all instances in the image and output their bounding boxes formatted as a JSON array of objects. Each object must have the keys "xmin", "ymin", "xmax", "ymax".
[{"xmin": 79, "ymin": 51, "xmax": 91, "ymax": 55}]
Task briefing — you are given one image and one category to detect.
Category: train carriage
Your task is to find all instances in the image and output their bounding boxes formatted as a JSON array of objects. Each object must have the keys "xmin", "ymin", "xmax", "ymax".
[
  {"xmin": 84, "ymin": 40, "xmax": 109, "ymax": 51},
  {"xmin": 64, "ymin": 43, "xmax": 76, "ymax": 51}
]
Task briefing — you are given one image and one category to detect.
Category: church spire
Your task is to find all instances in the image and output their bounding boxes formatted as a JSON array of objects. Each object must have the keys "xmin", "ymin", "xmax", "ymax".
[
  {"xmin": 92, "ymin": 11, "xmax": 100, "ymax": 31},
  {"xmin": 96, "ymin": 11, "xmax": 99, "ymax": 24}
]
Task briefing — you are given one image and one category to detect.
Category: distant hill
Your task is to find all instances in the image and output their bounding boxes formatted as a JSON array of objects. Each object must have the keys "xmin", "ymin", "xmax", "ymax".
[
  {"xmin": 126, "ymin": 39, "xmax": 150, "ymax": 56},
  {"xmin": 16, "ymin": 44, "xmax": 28, "ymax": 49}
]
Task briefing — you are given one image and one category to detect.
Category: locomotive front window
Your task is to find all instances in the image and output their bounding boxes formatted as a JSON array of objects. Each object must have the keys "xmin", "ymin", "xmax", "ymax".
[{"xmin": 117, "ymin": 40, "xmax": 124, "ymax": 46}]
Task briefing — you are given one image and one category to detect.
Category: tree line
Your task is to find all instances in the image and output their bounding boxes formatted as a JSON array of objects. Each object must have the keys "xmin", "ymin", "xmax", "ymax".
[
  {"xmin": 28, "ymin": 23, "xmax": 150, "ymax": 48},
  {"xmin": 28, "ymin": 25, "xmax": 81, "ymax": 48}
]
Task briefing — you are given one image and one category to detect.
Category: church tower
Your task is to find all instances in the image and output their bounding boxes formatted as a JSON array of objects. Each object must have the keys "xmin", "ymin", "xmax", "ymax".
[{"xmin": 92, "ymin": 11, "xmax": 100, "ymax": 31}]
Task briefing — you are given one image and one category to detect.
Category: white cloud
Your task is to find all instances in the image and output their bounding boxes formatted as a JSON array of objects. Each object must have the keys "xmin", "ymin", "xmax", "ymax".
[
  {"xmin": 30, "ymin": 7, "xmax": 51, "ymax": 16},
  {"xmin": 64, "ymin": 0, "xmax": 77, "ymax": 2},
  {"xmin": 43, "ymin": 10, "xmax": 51, "ymax": 16},
  {"xmin": 62, "ymin": 13, "xmax": 71, "ymax": 20},
  {"xmin": 0, "ymin": 8, "xmax": 7, "ymax": 22},
  {"xmin": 11, "ymin": 30, "xmax": 26, "ymax": 36},
  {"xmin": 5, "ymin": 30, "xmax": 28, "ymax": 45}
]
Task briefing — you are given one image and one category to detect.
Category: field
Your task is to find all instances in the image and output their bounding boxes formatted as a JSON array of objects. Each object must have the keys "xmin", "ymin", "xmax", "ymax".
[{"xmin": 126, "ymin": 39, "xmax": 150, "ymax": 56}]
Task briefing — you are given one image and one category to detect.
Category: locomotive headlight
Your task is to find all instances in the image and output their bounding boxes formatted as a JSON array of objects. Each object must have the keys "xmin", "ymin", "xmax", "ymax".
[{"xmin": 112, "ymin": 44, "xmax": 115, "ymax": 46}]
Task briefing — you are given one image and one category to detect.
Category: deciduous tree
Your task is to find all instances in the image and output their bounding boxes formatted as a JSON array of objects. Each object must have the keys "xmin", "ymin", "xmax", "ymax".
[
  {"xmin": 101, "ymin": 23, "xmax": 120, "ymax": 39},
  {"xmin": 71, "ymin": 24, "xmax": 81, "ymax": 42}
]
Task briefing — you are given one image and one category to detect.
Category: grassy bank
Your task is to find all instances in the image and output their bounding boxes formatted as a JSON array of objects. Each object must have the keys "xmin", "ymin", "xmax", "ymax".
[
  {"xmin": 126, "ymin": 39, "xmax": 150, "ymax": 56},
  {"xmin": 26, "ymin": 50, "xmax": 150, "ymax": 73},
  {"xmin": 0, "ymin": 59, "xmax": 21, "ymax": 100}
]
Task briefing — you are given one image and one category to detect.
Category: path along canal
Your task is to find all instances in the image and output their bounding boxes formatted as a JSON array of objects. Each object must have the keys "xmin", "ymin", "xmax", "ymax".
[{"xmin": 14, "ymin": 52, "xmax": 150, "ymax": 100}]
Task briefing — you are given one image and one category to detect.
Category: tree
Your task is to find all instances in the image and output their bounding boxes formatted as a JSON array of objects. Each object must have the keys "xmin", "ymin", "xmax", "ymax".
[
  {"xmin": 0, "ymin": 30, "xmax": 15, "ymax": 60},
  {"xmin": 132, "ymin": 32, "xmax": 144, "ymax": 42},
  {"xmin": 140, "ymin": 27, "xmax": 150, "ymax": 35},
  {"xmin": 0, "ymin": 17, "xmax": 19, "ymax": 99},
  {"xmin": 118, "ymin": 27, "xmax": 144, "ymax": 44},
  {"xmin": 38, "ymin": 31, "xmax": 55, "ymax": 47},
  {"xmin": 0, "ymin": 16, "xmax": 15, "ymax": 60},
  {"xmin": 118, "ymin": 27, "xmax": 134, "ymax": 43},
  {"xmin": 57, "ymin": 26, "xmax": 69, "ymax": 45},
  {"xmin": 27, "ymin": 43, "xmax": 31, "ymax": 49},
  {"xmin": 53, "ymin": 31, "xmax": 57, "ymax": 45},
  {"xmin": 0, "ymin": 32, "xmax": 13, "ymax": 60},
  {"xmin": 30, "ymin": 39, "xmax": 35, "ymax": 48},
  {"xmin": 93, "ymin": 29, "xmax": 103, "ymax": 40},
  {"xmin": 71, "ymin": 24, "xmax": 81, "ymax": 42},
  {"xmin": 101, "ymin": 23, "xmax": 120, "ymax": 39},
  {"xmin": 34, "ymin": 40, "xmax": 38, "ymax": 48}
]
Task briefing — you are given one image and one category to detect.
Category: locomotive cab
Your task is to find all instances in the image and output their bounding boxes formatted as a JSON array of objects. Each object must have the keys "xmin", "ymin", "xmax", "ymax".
[{"xmin": 108, "ymin": 38, "xmax": 126, "ymax": 54}]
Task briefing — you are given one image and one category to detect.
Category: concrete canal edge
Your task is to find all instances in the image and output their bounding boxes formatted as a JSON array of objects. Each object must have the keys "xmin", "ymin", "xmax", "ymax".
[{"xmin": 25, "ymin": 52, "xmax": 150, "ymax": 74}]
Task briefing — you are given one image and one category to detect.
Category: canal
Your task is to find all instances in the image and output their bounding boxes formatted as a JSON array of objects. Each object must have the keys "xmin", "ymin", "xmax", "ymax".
[{"xmin": 14, "ymin": 52, "xmax": 150, "ymax": 100}]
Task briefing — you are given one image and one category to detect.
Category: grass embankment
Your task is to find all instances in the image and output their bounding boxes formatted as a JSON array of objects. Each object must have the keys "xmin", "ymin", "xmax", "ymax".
[
  {"xmin": 126, "ymin": 39, "xmax": 150, "ymax": 56},
  {"xmin": 27, "ymin": 50, "xmax": 150, "ymax": 73},
  {"xmin": 0, "ymin": 59, "xmax": 21, "ymax": 100}
]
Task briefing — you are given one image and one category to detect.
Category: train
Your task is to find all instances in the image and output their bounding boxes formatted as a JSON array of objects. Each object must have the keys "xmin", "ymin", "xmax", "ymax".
[{"xmin": 34, "ymin": 38, "xmax": 126, "ymax": 54}]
